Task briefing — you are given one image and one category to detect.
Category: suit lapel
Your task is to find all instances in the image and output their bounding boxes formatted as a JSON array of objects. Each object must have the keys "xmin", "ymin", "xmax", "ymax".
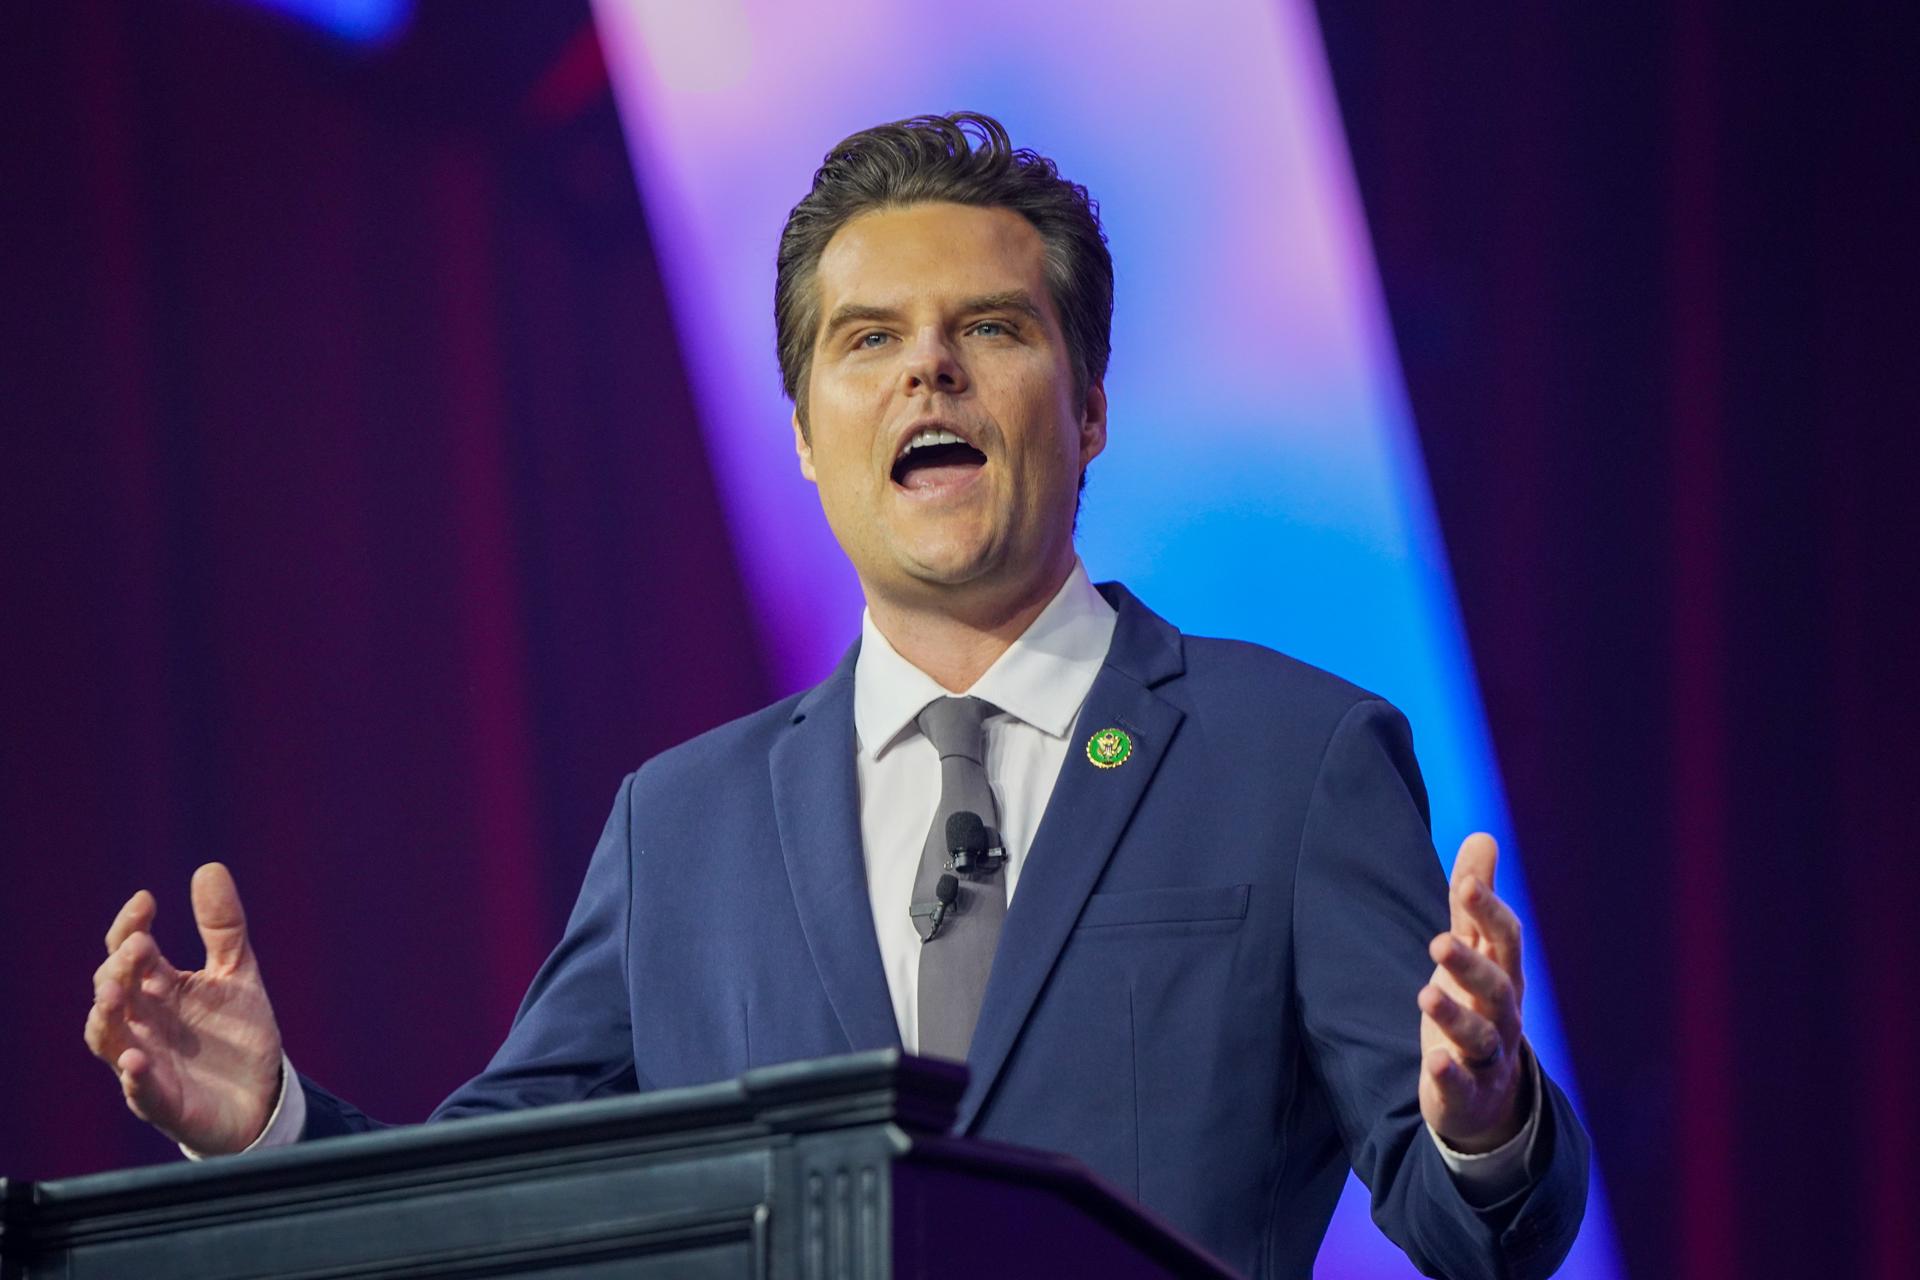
[
  {"xmin": 955, "ymin": 585, "xmax": 1186, "ymax": 1131},
  {"xmin": 770, "ymin": 646, "xmax": 903, "ymax": 1055}
]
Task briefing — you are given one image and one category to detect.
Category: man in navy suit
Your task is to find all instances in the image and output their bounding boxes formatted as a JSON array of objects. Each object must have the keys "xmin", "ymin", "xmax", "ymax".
[{"xmin": 87, "ymin": 114, "xmax": 1588, "ymax": 1277}]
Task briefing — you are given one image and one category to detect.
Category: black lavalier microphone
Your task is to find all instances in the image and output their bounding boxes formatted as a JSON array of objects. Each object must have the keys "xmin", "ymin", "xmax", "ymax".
[
  {"xmin": 944, "ymin": 810, "xmax": 1005, "ymax": 876},
  {"xmin": 911, "ymin": 874, "xmax": 960, "ymax": 940}
]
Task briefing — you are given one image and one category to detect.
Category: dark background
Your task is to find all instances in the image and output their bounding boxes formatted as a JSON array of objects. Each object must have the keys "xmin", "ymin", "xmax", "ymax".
[{"xmin": 4, "ymin": 3, "xmax": 1916, "ymax": 1277}]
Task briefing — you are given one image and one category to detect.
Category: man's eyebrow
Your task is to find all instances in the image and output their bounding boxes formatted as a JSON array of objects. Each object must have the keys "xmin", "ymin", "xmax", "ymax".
[
  {"xmin": 962, "ymin": 291, "xmax": 1046, "ymax": 321},
  {"xmin": 821, "ymin": 303, "xmax": 900, "ymax": 338}
]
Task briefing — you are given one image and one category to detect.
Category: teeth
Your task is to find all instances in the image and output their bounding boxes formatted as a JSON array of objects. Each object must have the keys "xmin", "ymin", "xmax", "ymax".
[{"xmin": 902, "ymin": 427, "xmax": 965, "ymax": 455}]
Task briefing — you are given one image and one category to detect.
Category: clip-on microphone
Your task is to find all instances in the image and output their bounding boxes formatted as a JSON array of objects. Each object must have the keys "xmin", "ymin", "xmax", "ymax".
[
  {"xmin": 909, "ymin": 874, "xmax": 959, "ymax": 940},
  {"xmin": 943, "ymin": 810, "xmax": 1005, "ymax": 877}
]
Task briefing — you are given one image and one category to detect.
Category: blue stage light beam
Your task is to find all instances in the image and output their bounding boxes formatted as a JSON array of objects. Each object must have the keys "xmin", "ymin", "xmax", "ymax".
[{"xmin": 233, "ymin": 0, "xmax": 408, "ymax": 42}]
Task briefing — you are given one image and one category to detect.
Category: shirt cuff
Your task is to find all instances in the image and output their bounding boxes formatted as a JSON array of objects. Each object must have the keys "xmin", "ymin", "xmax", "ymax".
[
  {"xmin": 178, "ymin": 1051, "xmax": 307, "ymax": 1160},
  {"xmin": 1427, "ymin": 1043, "xmax": 1543, "ymax": 1208}
]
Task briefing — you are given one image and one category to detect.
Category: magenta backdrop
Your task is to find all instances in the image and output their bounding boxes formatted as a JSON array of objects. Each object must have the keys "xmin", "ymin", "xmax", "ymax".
[
  {"xmin": 1319, "ymin": 5, "xmax": 1920, "ymax": 1278},
  {"xmin": 1, "ymin": 0, "xmax": 771, "ymax": 1179}
]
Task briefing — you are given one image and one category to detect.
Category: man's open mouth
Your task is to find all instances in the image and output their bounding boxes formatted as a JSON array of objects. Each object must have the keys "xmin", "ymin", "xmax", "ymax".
[{"xmin": 891, "ymin": 426, "xmax": 987, "ymax": 490}]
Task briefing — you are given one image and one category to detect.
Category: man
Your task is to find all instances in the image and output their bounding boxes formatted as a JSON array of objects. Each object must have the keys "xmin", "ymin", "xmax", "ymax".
[{"xmin": 86, "ymin": 114, "xmax": 1588, "ymax": 1278}]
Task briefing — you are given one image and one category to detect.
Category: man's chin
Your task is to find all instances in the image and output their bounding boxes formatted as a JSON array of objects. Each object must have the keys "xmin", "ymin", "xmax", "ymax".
[
  {"xmin": 872, "ymin": 539, "xmax": 1007, "ymax": 597},
  {"xmin": 885, "ymin": 545, "xmax": 1073, "ymax": 617},
  {"xmin": 896, "ymin": 553, "xmax": 996, "ymax": 591}
]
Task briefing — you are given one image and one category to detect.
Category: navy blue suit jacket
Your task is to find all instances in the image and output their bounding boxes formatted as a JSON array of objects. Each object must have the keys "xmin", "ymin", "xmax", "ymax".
[{"xmin": 304, "ymin": 583, "xmax": 1588, "ymax": 1279}]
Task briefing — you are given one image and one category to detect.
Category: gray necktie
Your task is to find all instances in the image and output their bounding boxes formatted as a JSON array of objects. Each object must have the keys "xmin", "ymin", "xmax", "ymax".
[{"xmin": 910, "ymin": 696, "xmax": 1007, "ymax": 1061}]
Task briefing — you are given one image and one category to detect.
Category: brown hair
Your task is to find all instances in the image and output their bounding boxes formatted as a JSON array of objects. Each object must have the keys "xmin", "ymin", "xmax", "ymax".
[{"xmin": 775, "ymin": 112, "xmax": 1113, "ymax": 435}]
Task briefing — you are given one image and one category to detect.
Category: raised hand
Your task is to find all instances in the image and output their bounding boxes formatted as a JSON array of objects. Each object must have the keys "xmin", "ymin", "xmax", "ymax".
[
  {"xmin": 84, "ymin": 863, "xmax": 285, "ymax": 1154},
  {"xmin": 1417, "ymin": 832, "xmax": 1529, "ymax": 1153}
]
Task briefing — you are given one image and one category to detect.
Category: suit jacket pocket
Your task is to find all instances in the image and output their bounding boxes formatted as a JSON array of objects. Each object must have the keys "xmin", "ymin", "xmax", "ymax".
[{"xmin": 1074, "ymin": 883, "xmax": 1251, "ymax": 929}]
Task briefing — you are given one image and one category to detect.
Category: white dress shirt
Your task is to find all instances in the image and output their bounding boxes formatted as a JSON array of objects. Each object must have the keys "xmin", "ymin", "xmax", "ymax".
[
  {"xmin": 222, "ymin": 559, "xmax": 1538, "ymax": 1203},
  {"xmin": 852, "ymin": 559, "xmax": 1119, "ymax": 1055}
]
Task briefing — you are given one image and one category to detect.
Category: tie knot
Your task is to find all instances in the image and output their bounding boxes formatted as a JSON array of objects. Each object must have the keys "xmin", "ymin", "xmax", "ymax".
[{"xmin": 916, "ymin": 696, "xmax": 995, "ymax": 763}]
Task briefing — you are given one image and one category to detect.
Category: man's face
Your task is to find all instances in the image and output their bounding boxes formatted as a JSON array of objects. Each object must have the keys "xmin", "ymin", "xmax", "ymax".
[{"xmin": 795, "ymin": 201, "xmax": 1106, "ymax": 618}]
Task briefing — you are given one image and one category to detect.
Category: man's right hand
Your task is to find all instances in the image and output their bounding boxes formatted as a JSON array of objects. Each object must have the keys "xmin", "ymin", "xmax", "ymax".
[{"xmin": 84, "ymin": 862, "xmax": 285, "ymax": 1155}]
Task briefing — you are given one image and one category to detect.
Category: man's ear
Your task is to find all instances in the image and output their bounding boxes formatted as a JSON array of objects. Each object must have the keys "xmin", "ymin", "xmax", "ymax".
[
  {"xmin": 1079, "ymin": 381, "xmax": 1109, "ymax": 467},
  {"xmin": 793, "ymin": 409, "xmax": 817, "ymax": 483}
]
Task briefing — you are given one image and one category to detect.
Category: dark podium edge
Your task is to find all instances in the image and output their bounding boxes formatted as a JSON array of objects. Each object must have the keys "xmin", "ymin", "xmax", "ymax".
[{"xmin": 0, "ymin": 1050, "xmax": 1236, "ymax": 1279}]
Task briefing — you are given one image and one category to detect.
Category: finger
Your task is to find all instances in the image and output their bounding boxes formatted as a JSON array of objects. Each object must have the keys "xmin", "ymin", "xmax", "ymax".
[
  {"xmin": 191, "ymin": 862, "xmax": 253, "ymax": 974},
  {"xmin": 90, "ymin": 978, "xmax": 169, "ymax": 1084},
  {"xmin": 1429, "ymin": 935, "xmax": 1519, "ymax": 1034},
  {"xmin": 1419, "ymin": 983, "xmax": 1503, "ymax": 1065},
  {"xmin": 1424, "ymin": 1044, "xmax": 1473, "ymax": 1095},
  {"xmin": 105, "ymin": 890, "xmax": 157, "ymax": 954},
  {"xmin": 116, "ymin": 1047, "xmax": 163, "ymax": 1123},
  {"xmin": 93, "ymin": 930, "xmax": 171, "ymax": 997},
  {"xmin": 85, "ymin": 979, "xmax": 137, "ymax": 1063},
  {"xmin": 119, "ymin": 1047, "xmax": 193, "ymax": 1143},
  {"xmin": 1460, "ymin": 879, "xmax": 1525, "ymax": 986},
  {"xmin": 1449, "ymin": 833, "xmax": 1499, "ymax": 939}
]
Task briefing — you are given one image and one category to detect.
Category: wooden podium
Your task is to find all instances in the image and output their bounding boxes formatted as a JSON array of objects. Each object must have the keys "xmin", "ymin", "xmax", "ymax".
[{"xmin": 0, "ymin": 1051, "xmax": 1234, "ymax": 1278}]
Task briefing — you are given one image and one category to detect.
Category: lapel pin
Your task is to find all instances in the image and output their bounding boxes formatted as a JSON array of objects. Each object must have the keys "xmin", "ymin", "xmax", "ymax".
[{"xmin": 1086, "ymin": 726, "xmax": 1134, "ymax": 769}]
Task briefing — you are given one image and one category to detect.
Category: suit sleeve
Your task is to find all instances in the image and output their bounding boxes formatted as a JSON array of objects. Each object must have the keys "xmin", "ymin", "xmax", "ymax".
[
  {"xmin": 298, "ymin": 773, "xmax": 641, "ymax": 1138},
  {"xmin": 1293, "ymin": 699, "xmax": 1589, "ymax": 1280}
]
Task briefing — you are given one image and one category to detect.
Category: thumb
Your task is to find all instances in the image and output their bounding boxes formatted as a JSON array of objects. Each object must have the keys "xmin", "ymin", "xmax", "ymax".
[
  {"xmin": 190, "ymin": 862, "xmax": 253, "ymax": 974},
  {"xmin": 1449, "ymin": 832, "xmax": 1499, "ymax": 938}
]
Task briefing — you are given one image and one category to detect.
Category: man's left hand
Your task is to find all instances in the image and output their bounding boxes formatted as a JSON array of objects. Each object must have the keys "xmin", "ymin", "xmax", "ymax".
[{"xmin": 1417, "ymin": 832, "xmax": 1528, "ymax": 1153}]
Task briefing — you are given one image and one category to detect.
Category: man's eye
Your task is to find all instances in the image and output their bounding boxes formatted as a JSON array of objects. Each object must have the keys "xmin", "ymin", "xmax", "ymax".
[
  {"xmin": 858, "ymin": 331, "xmax": 891, "ymax": 348},
  {"xmin": 971, "ymin": 321, "xmax": 1008, "ymax": 337}
]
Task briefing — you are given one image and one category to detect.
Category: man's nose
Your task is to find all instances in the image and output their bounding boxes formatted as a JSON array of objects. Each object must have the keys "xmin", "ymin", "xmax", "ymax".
[{"xmin": 902, "ymin": 328, "xmax": 968, "ymax": 395}]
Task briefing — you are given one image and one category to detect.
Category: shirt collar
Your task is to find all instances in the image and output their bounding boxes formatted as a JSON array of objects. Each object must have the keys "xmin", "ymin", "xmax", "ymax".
[{"xmin": 853, "ymin": 560, "xmax": 1118, "ymax": 760}]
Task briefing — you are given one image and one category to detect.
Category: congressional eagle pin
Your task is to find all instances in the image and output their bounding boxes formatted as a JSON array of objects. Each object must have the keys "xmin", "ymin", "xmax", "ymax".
[{"xmin": 1086, "ymin": 726, "xmax": 1134, "ymax": 769}]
